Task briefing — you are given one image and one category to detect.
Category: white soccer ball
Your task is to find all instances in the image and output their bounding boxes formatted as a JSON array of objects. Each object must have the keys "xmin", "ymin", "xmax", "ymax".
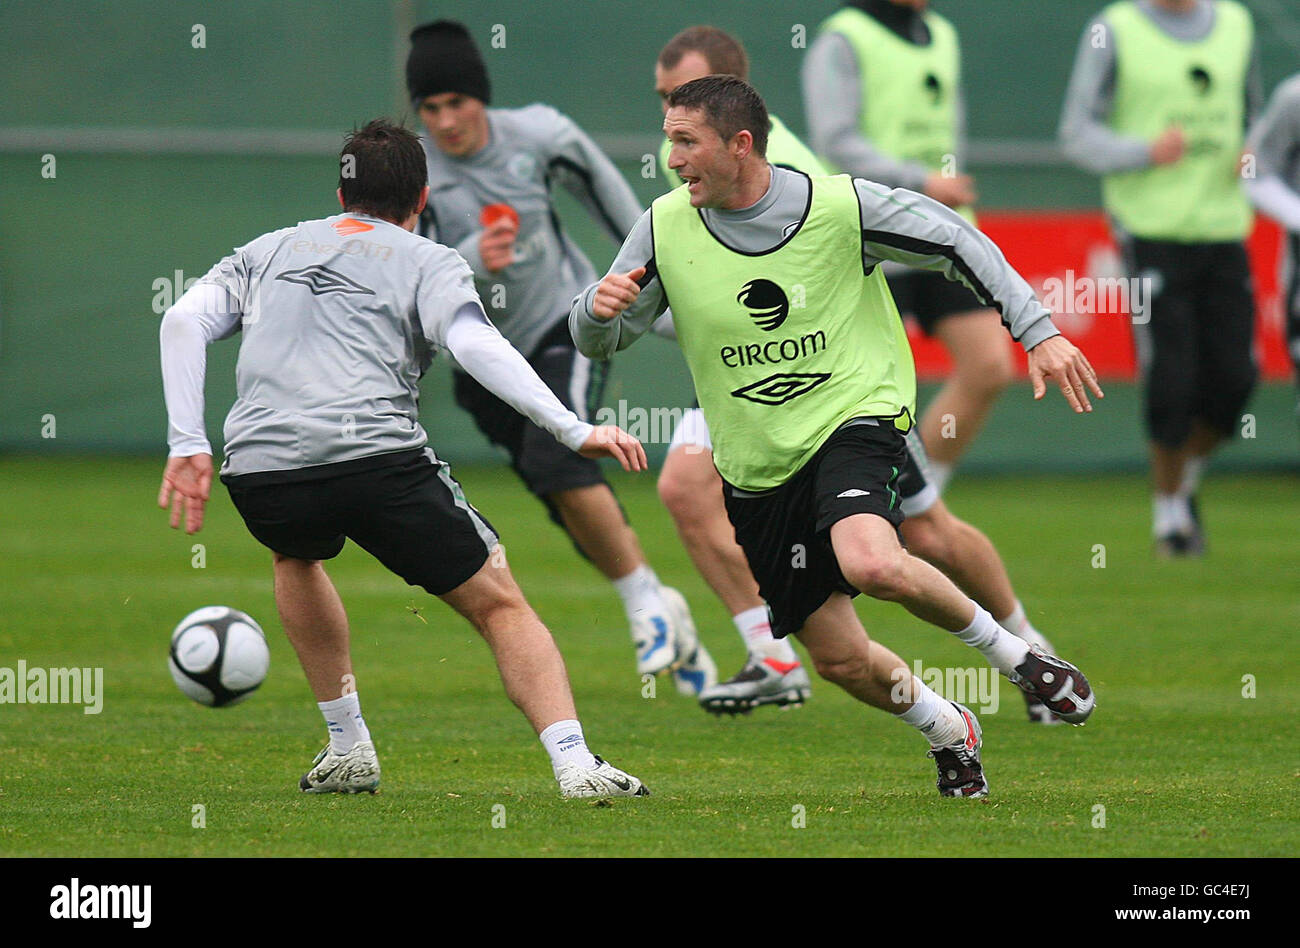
[{"xmin": 168, "ymin": 606, "xmax": 270, "ymax": 707}]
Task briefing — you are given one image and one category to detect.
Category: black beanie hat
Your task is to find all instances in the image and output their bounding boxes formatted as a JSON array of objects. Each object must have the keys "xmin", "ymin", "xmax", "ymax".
[{"xmin": 406, "ymin": 20, "xmax": 491, "ymax": 105}]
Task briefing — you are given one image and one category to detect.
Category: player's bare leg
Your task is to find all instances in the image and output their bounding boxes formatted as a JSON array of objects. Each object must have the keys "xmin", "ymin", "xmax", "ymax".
[
  {"xmin": 273, "ymin": 554, "xmax": 380, "ymax": 794},
  {"xmin": 900, "ymin": 500, "xmax": 1016, "ymax": 621},
  {"xmin": 830, "ymin": 512, "xmax": 1094, "ymax": 723},
  {"xmin": 831, "ymin": 513, "xmax": 979, "ymax": 629},
  {"xmin": 918, "ymin": 309, "xmax": 1013, "ymax": 491},
  {"xmin": 551, "ymin": 483, "xmax": 715, "ymax": 689},
  {"xmin": 441, "ymin": 551, "xmax": 648, "ymax": 797},
  {"xmin": 797, "ymin": 593, "xmax": 988, "ymax": 797},
  {"xmin": 550, "ymin": 483, "xmax": 648, "ymax": 581},
  {"xmin": 901, "ymin": 500, "xmax": 1062, "ymax": 721},
  {"xmin": 659, "ymin": 441, "xmax": 808, "ymax": 711},
  {"xmin": 273, "ymin": 554, "xmax": 353, "ymax": 701},
  {"xmin": 658, "ymin": 444, "xmax": 763, "ymax": 615},
  {"xmin": 439, "ymin": 553, "xmax": 578, "ymax": 731},
  {"xmin": 796, "ymin": 593, "xmax": 908, "ymax": 711}
]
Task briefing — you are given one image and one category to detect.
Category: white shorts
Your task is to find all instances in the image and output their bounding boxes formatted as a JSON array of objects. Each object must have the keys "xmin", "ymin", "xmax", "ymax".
[{"xmin": 668, "ymin": 407, "xmax": 712, "ymax": 454}]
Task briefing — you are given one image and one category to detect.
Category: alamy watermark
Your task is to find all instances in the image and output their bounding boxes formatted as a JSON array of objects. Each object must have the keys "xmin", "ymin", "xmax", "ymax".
[
  {"xmin": 1039, "ymin": 270, "xmax": 1152, "ymax": 324},
  {"xmin": 594, "ymin": 400, "xmax": 701, "ymax": 451},
  {"xmin": 0, "ymin": 661, "xmax": 103, "ymax": 714},
  {"xmin": 891, "ymin": 660, "xmax": 1000, "ymax": 715}
]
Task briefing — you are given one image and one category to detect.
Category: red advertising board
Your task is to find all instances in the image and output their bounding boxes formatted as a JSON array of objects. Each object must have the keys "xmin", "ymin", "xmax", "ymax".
[{"xmin": 905, "ymin": 211, "xmax": 1292, "ymax": 381}]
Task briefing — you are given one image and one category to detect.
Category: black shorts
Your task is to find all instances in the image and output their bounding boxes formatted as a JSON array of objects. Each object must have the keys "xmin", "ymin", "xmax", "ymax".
[
  {"xmin": 224, "ymin": 449, "xmax": 498, "ymax": 597},
  {"xmin": 722, "ymin": 420, "xmax": 907, "ymax": 640},
  {"xmin": 453, "ymin": 319, "xmax": 608, "ymax": 499},
  {"xmin": 1122, "ymin": 236, "xmax": 1257, "ymax": 445},
  {"xmin": 887, "ymin": 269, "xmax": 988, "ymax": 336}
]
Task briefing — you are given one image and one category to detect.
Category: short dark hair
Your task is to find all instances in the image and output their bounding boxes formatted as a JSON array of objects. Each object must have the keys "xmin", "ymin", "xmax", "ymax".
[
  {"xmin": 338, "ymin": 119, "xmax": 427, "ymax": 222},
  {"xmin": 666, "ymin": 75, "xmax": 770, "ymax": 158},
  {"xmin": 658, "ymin": 26, "xmax": 749, "ymax": 81}
]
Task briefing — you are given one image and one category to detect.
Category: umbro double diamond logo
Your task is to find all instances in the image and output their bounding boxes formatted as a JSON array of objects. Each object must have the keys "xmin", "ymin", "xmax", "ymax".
[
  {"xmin": 730, "ymin": 372, "xmax": 830, "ymax": 406},
  {"xmin": 837, "ymin": 489, "xmax": 871, "ymax": 498},
  {"xmin": 276, "ymin": 265, "xmax": 375, "ymax": 297}
]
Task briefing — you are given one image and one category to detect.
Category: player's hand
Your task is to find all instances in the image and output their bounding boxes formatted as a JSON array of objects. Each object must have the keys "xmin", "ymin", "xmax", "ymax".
[
  {"xmin": 578, "ymin": 425, "xmax": 648, "ymax": 472},
  {"xmin": 480, "ymin": 219, "xmax": 518, "ymax": 273},
  {"xmin": 158, "ymin": 453, "xmax": 214, "ymax": 534},
  {"xmin": 1027, "ymin": 335, "xmax": 1104, "ymax": 413},
  {"xmin": 1149, "ymin": 126, "xmax": 1186, "ymax": 166},
  {"xmin": 591, "ymin": 266, "xmax": 646, "ymax": 321},
  {"xmin": 923, "ymin": 172, "xmax": 977, "ymax": 208}
]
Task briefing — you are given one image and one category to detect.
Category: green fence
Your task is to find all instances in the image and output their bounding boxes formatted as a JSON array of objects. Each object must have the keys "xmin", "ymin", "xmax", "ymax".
[{"xmin": 2, "ymin": 0, "xmax": 1297, "ymax": 467}]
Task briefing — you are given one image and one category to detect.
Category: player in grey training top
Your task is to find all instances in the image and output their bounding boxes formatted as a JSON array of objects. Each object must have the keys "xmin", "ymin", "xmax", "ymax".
[
  {"xmin": 1246, "ymin": 73, "xmax": 1300, "ymax": 396},
  {"xmin": 158, "ymin": 119, "xmax": 650, "ymax": 799},
  {"xmin": 406, "ymin": 20, "xmax": 716, "ymax": 696}
]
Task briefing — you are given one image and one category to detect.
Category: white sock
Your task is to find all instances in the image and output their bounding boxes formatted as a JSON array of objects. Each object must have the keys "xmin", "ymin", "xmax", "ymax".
[
  {"xmin": 998, "ymin": 600, "xmax": 1053, "ymax": 654},
  {"xmin": 951, "ymin": 604, "xmax": 1029, "ymax": 676},
  {"xmin": 318, "ymin": 692, "xmax": 370, "ymax": 755},
  {"xmin": 1178, "ymin": 456, "xmax": 1206, "ymax": 498},
  {"xmin": 929, "ymin": 460, "xmax": 954, "ymax": 495},
  {"xmin": 613, "ymin": 564, "xmax": 664, "ymax": 624},
  {"xmin": 895, "ymin": 677, "xmax": 965, "ymax": 748},
  {"xmin": 1153, "ymin": 492, "xmax": 1192, "ymax": 536},
  {"xmin": 734, "ymin": 605, "xmax": 798, "ymax": 664},
  {"xmin": 539, "ymin": 719, "xmax": 598, "ymax": 772}
]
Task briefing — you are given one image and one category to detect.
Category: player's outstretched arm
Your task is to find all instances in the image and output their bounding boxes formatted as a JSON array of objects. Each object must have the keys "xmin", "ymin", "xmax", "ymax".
[
  {"xmin": 442, "ymin": 303, "xmax": 644, "ymax": 471},
  {"xmin": 158, "ymin": 276, "xmax": 243, "ymax": 534},
  {"xmin": 158, "ymin": 453, "xmax": 213, "ymax": 534},
  {"xmin": 579, "ymin": 426, "xmax": 648, "ymax": 472},
  {"xmin": 1026, "ymin": 335, "xmax": 1104, "ymax": 413}
]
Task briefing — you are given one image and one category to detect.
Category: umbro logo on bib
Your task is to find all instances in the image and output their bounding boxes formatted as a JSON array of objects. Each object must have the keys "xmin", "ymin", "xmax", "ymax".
[{"xmin": 730, "ymin": 372, "xmax": 830, "ymax": 406}]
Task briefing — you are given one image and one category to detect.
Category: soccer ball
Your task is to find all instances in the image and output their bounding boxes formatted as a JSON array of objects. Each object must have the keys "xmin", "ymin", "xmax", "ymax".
[{"xmin": 168, "ymin": 606, "xmax": 270, "ymax": 707}]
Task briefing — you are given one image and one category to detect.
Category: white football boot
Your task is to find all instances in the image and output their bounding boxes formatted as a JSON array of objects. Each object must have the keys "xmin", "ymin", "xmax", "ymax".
[
  {"xmin": 658, "ymin": 586, "xmax": 718, "ymax": 696},
  {"xmin": 556, "ymin": 756, "xmax": 649, "ymax": 798},
  {"xmin": 299, "ymin": 739, "xmax": 381, "ymax": 794},
  {"xmin": 699, "ymin": 655, "xmax": 812, "ymax": 714},
  {"xmin": 630, "ymin": 608, "xmax": 677, "ymax": 677}
]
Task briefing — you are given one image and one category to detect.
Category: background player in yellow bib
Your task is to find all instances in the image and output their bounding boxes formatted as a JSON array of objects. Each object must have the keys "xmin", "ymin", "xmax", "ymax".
[
  {"xmin": 650, "ymin": 26, "xmax": 1088, "ymax": 724},
  {"xmin": 1059, "ymin": 0, "xmax": 1262, "ymax": 556},
  {"xmin": 572, "ymin": 76, "xmax": 1101, "ymax": 797},
  {"xmin": 802, "ymin": 0, "xmax": 1011, "ymax": 495}
]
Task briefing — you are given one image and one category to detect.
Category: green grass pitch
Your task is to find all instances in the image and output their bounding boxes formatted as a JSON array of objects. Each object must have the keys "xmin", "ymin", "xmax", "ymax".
[{"xmin": 0, "ymin": 455, "xmax": 1295, "ymax": 857}]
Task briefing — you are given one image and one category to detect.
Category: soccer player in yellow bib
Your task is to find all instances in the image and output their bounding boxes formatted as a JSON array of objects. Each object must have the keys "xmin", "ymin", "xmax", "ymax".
[
  {"xmin": 802, "ymin": 0, "xmax": 1010, "ymax": 495},
  {"xmin": 1059, "ymin": 0, "xmax": 1262, "ymax": 556},
  {"xmin": 571, "ymin": 76, "xmax": 1100, "ymax": 797},
  {"xmin": 651, "ymin": 26, "xmax": 1089, "ymax": 725}
]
